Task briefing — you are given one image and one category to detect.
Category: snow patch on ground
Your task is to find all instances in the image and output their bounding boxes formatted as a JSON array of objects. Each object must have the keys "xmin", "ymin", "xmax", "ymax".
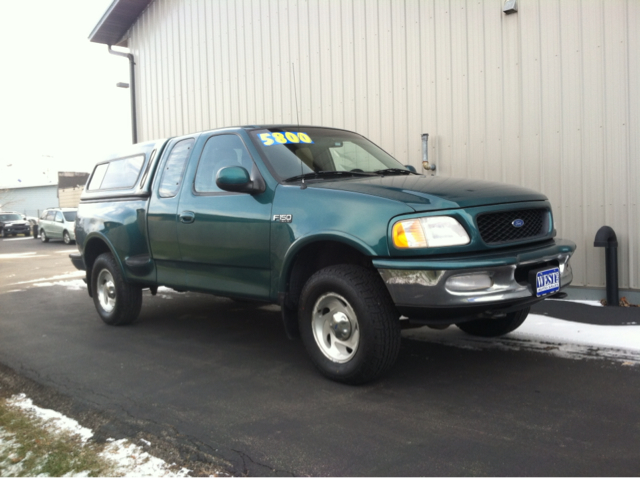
[
  {"xmin": 403, "ymin": 313, "xmax": 640, "ymax": 365},
  {"xmin": 0, "ymin": 252, "xmax": 49, "ymax": 259},
  {"xmin": 562, "ymin": 299, "xmax": 604, "ymax": 307},
  {"xmin": 15, "ymin": 270, "xmax": 85, "ymax": 285},
  {"xmin": 4, "ymin": 394, "xmax": 191, "ymax": 477},
  {"xmin": 0, "ymin": 237, "xmax": 34, "ymax": 242},
  {"xmin": 100, "ymin": 439, "xmax": 191, "ymax": 477},
  {"xmin": 32, "ymin": 279, "xmax": 86, "ymax": 291},
  {"xmin": 7, "ymin": 395, "xmax": 93, "ymax": 443},
  {"xmin": 0, "ymin": 428, "xmax": 24, "ymax": 476}
]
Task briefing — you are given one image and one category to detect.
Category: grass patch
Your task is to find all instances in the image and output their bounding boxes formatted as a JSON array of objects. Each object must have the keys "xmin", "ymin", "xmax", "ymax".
[{"xmin": 0, "ymin": 398, "xmax": 115, "ymax": 477}]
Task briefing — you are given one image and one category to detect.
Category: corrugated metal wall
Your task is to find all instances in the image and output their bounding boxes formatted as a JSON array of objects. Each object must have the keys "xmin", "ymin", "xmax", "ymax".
[
  {"xmin": 128, "ymin": 0, "xmax": 639, "ymax": 290},
  {"xmin": 59, "ymin": 188, "xmax": 85, "ymax": 208}
]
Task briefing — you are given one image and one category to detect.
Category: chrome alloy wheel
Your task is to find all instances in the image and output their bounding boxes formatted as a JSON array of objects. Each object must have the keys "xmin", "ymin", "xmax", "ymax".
[
  {"xmin": 96, "ymin": 269, "xmax": 117, "ymax": 313},
  {"xmin": 311, "ymin": 292, "xmax": 360, "ymax": 363}
]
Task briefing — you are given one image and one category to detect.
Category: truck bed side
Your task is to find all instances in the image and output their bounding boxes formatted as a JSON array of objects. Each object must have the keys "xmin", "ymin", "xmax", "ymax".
[{"xmin": 75, "ymin": 139, "xmax": 169, "ymax": 288}]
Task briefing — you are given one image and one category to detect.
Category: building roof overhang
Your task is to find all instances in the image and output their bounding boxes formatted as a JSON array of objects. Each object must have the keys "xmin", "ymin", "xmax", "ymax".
[{"xmin": 89, "ymin": 0, "xmax": 153, "ymax": 46}]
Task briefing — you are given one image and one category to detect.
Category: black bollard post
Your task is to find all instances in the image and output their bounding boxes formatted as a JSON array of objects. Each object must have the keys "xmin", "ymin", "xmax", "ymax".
[{"xmin": 594, "ymin": 226, "xmax": 619, "ymax": 306}]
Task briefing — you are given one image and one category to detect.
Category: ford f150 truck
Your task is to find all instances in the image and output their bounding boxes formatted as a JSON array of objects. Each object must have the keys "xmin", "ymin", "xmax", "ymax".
[{"xmin": 71, "ymin": 125, "xmax": 576, "ymax": 384}]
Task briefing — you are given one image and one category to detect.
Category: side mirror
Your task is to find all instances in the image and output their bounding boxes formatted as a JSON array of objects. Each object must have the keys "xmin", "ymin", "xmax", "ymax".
[
  {"xmin": 404, "ymin": 164, "xmax": 417, "ymax": 173},
  {"xmin": 216, "ymin": 166, "xmax": 258, "ymax": 194}
]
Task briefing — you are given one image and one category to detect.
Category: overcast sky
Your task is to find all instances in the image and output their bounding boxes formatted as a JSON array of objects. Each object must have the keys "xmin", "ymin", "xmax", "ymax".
[{"xmin": 0, "ymin": 0, "xmax": 133, "ymax": 187}]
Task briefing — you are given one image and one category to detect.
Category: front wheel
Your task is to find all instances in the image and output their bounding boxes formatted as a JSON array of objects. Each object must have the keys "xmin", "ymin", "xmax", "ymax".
[
  {"xmin": 456, "ymin": 307, "xmax": 530, "ymax": 337},
  {"xmin": 63, "ymin": 230, "xmax": 72, "ymax": 244},
  {"xmin": 298, "ymin": 265, "xmax": 401, "ymax": 384},
  {"xmin": 91, "ymin": 252, "xmax": 142, "ymax": 326},
  {"xmin": 40, "ymin": 230, "xmax": 49, "ymax": 242}
]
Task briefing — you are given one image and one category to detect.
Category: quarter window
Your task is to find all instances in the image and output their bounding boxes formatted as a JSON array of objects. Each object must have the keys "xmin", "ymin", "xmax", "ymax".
[
  {"xmin": 158, "ymin": 139, "xmax": 194, "ymax": 198},
  {"xmin": 87, "ymin": 155, "xmax": 145, "ymax": 190},
  {"xmin": 88, "ymin": 164, "xmax": 108, "ymax": 190}
]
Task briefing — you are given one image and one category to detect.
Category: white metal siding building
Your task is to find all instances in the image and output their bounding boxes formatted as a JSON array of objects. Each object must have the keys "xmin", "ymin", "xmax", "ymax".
[{"xmin": 91, "ymin": 0, "xmax": 639, "ymax": 294}]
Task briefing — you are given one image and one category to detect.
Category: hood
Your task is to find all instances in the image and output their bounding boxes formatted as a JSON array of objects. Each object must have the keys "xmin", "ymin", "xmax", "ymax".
[
  {"xmin": 308, "ymin": 175, "xmax": 548, "ymax": 211},
  {"xmin": 1, "ymin": 219, "xmax": 29, "ymax": 226}
]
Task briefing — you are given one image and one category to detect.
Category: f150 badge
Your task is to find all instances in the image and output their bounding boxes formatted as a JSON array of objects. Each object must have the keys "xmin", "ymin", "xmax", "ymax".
[{"xmin": 273, "ymin": 214, "xmax": 293, "ymax": 223}]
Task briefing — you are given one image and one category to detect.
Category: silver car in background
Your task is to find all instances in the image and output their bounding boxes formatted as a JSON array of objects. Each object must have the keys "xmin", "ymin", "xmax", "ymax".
[{"xmin": 39, "ymin": 208, "xmax": 78, "ymax": 244}]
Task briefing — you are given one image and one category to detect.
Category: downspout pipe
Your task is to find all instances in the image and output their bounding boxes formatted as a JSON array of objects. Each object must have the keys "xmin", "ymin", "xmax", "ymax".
[
  {"xmin": 594, "ymin": 226, "xmax": 619, "ymax": 306},
  {"xmin": 108, "ymin": 45, "xmax": 137, "ymax": 144}
]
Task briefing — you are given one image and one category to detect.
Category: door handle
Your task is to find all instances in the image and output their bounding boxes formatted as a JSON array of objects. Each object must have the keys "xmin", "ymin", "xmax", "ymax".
[{"xmin": 179, "ymin": 211, "xmax": 196, "ymax": 224}]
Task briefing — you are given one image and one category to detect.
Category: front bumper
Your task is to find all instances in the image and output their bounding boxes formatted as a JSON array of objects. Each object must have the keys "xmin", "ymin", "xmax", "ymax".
[
  {"xmin": 374, "ymin": 239, "xmax": 576, "ymax": 320},
  {"xmin": 69, "ymin": 252, "xmax": 85, "ymax": 271},
  {"xmin": 3, "ymin": 225, "xmax": 31, "ymax": 234}
]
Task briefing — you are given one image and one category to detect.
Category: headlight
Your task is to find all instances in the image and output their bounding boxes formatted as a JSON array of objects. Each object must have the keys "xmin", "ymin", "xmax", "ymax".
[{"xmin": 392, "ymin": 216, "xmax": 470, "ymax": 248}]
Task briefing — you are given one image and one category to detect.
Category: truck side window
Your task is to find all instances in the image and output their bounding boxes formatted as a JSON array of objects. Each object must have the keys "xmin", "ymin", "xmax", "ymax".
[
  {"xmin": 158, "ymin": 138, "xmax": 195, "ymax": 198},
  {"xmin": 194, "ymin": 134, "xmax": 253, "ymax": 193}
]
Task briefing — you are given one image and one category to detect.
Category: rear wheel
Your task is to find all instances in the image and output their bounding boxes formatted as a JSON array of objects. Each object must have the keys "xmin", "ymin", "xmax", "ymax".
[
  {"xmin": 91, "ymin": 252, "xmax": 142, "ymax": 326},
  {"xmin": 1, "ymin": 229, "xmax": 6, "ymax": 238},
  {"xmin": 456, "ymin": 307, "xmax": 530, "ymax": 337},
  {"xmin": 40, "ymin": 230, "xmax": 49, "ymax": 242},
  {"xmin": 298, "ymin": 264, "xmax": 401, "ymax": 384}
]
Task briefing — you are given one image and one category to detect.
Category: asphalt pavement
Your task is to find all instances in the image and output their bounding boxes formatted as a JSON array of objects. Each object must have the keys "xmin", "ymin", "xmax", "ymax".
[{"xmin": 0, "ymin": 236, "xmax": 639, "ymax": 476}]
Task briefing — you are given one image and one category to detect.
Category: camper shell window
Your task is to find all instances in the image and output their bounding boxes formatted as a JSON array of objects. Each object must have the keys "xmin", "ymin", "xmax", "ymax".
[{"xmin": 88, "ymin": 155, "xmax": 145, "ymax": 191}]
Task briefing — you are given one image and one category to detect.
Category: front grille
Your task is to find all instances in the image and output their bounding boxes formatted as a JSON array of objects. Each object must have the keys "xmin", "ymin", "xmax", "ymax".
[{"xmin": 477, "ymin": 208, "xmax": 548, "ymax": 245}]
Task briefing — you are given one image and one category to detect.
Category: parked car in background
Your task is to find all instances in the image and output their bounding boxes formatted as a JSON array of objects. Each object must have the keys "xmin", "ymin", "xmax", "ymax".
[
  {"xmin": 38, "ymin": 208, "xmax": 78, "ymax": 244},
  {"xmin": 0, "ymin": 212, "xmax": 31, "ymax": 237}
]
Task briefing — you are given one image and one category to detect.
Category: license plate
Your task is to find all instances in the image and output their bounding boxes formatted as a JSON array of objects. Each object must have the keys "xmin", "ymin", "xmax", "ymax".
[{"xmin": 534, "ymin": 267, "xmax": 560, "ymax": 297}]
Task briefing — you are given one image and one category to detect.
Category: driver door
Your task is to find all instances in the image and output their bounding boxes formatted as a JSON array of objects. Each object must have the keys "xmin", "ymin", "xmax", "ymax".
[{"xmin": 176, "ymin": 133, "xmax": 273, "ymax": 299}]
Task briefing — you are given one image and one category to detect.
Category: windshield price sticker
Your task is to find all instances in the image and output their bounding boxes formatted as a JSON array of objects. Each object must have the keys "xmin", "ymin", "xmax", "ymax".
[
  {"xmin": 259, "ymin": 131, "xmax": 313, "ymax": 146},
  {"xmin": 535, "ymin": 267, "xmax": 560, "ymax": 297}
]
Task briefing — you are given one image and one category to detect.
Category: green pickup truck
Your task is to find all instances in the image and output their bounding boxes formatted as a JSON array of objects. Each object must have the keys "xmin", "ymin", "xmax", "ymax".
[{"xmin": 71, "ymin": 125, "xmax": 575, "ymax": 384}]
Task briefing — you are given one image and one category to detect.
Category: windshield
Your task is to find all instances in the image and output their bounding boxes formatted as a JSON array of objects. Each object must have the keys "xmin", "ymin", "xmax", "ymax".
[
  {"xmin": 0, "ymin": 213, "xmax": 22, "ymax": 221},
  {"xmin": 63, "ymin": 211, "xmax": 77, "ymax": 222},
  {"xmin": 250, "ymin": 127, "xmax": 407, "ymax": 181}
]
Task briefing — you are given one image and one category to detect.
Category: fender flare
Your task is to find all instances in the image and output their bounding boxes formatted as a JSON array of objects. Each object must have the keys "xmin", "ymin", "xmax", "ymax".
[
  {"xmin": 82, "ymin": 233, "xmax": 126, "ymax": 296},
  {"xmin": 277, "ymin": 230, "xmax": 378, "ymax": 294}
]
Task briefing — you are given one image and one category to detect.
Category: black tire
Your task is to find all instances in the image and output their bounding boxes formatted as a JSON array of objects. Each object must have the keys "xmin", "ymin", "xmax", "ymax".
[
  {"xmin": 298, "ymin": 264, "xmax": 401, "ymax": 384},
  {"xmin": 456, "ymin": 307, "xmax": 530, "ymax": 337},
  {"xmin": 1, "ymin": 229, "xmax": 6, "ymax": 238},
  {"xmin": 63, "ymin": 230, "xmax": 72, "ymax": 244},
  {"xmin": 91, "ymin": 252, "xmax": 142, "ymax": 326},
  {"xmin": 40, "ymin": 230, "xmax": 49, "ymax": 242}
]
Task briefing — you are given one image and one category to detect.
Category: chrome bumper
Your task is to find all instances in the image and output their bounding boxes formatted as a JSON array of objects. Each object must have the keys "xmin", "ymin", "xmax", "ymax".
[{"xmin": 375, "ymin": 242, "xmax": 575, "ymax": 310}]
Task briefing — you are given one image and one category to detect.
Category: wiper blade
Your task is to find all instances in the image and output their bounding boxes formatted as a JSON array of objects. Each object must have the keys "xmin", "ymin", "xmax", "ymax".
[
  {"xmin": 373, "ymin": 168, "xmax": 417, "ymax": 176},
  {"xmin": 284, "ymin": 170, "xmax": 374, "ymax": 182}
]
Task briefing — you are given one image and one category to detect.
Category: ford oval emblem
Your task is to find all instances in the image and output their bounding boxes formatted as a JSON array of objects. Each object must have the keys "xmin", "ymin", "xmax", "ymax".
[{"xmin": 512, "ymin": 219, "xmax": 525, "ymax": 228}]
